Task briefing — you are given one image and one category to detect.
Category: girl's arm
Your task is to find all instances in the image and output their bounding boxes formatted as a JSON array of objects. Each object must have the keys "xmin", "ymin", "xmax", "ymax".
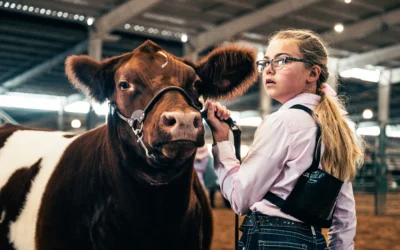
[
  {"xmin": 212, "ymin": 115, "xmax": 292, "ymax": 215},
  {"xmin": 328, "ymin": 181, "xmax": 357, "ymax": 250}
]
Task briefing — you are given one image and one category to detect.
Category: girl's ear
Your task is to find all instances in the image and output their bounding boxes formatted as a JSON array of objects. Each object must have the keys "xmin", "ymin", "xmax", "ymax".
[{"xmin": 307, "ymin": 65, "xmax": 321, "ymax": 84}]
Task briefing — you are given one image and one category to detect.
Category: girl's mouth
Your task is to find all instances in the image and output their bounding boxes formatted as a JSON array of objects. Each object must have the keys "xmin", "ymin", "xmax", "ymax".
[{"xmin": 266, "ymin": 79, "xmax": 276, "ymax": 85}]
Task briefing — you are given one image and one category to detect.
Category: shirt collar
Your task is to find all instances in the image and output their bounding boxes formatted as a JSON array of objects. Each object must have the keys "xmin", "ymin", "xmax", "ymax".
[{"xmin": 279, "ymin": 93, "xmax": 321, "ymax": 111}]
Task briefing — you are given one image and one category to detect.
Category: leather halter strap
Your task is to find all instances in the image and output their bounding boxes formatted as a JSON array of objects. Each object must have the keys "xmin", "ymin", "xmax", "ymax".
[{"xmin": 109, "ymin": 86, "xmax": 202, "ymax": 160}]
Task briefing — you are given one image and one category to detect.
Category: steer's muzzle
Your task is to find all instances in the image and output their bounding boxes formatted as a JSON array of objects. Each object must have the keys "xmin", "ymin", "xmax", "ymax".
[
  {"xmin": 160, "ymin": 111, "xmax": 203, "ymax": 141},
  {"xmin": 156, "ymin": 110, "xmax": 204, "ymax": 160}
]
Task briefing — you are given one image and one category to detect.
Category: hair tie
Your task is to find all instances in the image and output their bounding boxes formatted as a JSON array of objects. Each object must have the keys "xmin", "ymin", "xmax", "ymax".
[{"xmin": 320, "ymin": 83, "xmax": 337, "ymax": 97}]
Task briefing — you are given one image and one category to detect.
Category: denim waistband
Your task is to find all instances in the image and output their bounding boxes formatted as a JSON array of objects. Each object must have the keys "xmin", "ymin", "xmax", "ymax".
[{"xmin": 241, "ymin": 212, "xmax": 321, "ymax": 233}]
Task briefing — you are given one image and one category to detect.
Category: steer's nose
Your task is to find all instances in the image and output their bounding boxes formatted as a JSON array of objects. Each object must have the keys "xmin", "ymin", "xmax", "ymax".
[{"xmin": 160, "ymin": 111, "xmax": 202, "ymax": 140}]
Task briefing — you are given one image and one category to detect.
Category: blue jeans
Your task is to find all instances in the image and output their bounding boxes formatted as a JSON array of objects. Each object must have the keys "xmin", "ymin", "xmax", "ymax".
[{"xmin": 238, "ymin": 212, "xmax": 327, "ymax": 250}]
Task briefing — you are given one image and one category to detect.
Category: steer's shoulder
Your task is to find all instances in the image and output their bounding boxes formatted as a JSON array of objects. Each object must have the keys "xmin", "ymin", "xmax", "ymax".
[
  {"xmin": 0, "ymin": 123, "xmax": 35, "ymax": 149},
  {"xmin": 0, "ymin": 123, "xmax": 77, "ymax": 150}
]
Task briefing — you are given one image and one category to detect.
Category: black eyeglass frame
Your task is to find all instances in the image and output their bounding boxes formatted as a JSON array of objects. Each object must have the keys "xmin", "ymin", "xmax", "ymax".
[{"xmin": 256, "ymin": 56, "xmax": 313, "ymax": 71}]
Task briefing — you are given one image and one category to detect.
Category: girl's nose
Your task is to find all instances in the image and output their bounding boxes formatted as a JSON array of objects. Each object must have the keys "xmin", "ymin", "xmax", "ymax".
[{"xmin": 265, "ymin": 64, "xmax": 275, "ymax": 75}]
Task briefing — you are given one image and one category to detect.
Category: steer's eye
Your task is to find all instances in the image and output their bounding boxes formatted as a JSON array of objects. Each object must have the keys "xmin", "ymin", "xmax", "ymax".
[
  {"xmin": 193, "ymin": 80, "xmax": 202, "ymax": 90},
  {"xmin": 119, "ymin": 81, "xmax": 129, "ymax": 91}
]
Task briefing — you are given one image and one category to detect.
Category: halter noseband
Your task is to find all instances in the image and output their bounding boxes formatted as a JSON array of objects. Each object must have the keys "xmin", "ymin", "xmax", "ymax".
[{"xmin": 109, "ymin": 86, "xmax": 202, "ymax": 160}]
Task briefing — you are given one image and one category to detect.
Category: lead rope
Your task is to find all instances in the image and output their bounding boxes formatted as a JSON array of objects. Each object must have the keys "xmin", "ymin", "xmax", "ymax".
[{"xmin": 201, "ymin": 110, "xmax": 242, "ymax": 249}]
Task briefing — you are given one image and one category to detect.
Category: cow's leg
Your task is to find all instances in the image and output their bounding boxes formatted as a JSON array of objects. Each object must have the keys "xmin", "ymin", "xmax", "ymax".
[{"xmin": 193, "ymin": 176, "xmax": 213, "ymax": 250}]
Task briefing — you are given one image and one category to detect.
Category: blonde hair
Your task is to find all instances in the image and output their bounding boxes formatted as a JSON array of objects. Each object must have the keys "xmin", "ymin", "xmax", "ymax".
[{"xmin": 269, "ymin": 29, "xmax": 364, "ymax": 181}]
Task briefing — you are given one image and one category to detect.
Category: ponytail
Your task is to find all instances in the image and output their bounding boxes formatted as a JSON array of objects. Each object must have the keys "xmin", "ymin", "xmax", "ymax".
[{"xmin": 314, "ymin": 93, "xmax": 364, "ymax": 181}]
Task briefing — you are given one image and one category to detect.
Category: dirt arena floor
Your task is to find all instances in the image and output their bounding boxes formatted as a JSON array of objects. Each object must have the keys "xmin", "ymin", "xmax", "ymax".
[{"xmin": 210, "ymin": 193, "xmax": 400, "ymax": 250}]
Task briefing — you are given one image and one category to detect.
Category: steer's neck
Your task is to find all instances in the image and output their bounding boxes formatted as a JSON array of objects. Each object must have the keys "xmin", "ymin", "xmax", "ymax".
[{"xmin": 104, "ymin": 116, "xmax": 196, "ymax": 206}]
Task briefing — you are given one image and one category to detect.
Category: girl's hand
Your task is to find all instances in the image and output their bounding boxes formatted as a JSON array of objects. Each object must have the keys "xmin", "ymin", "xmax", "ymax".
[{"xmin": 204, "ymin": 100, "xmax": 231, "ymax": 144}]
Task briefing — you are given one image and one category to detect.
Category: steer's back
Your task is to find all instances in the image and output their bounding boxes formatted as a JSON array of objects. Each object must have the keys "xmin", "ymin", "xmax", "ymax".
[{"xmin": 0, "ymin": 124, "xmax": 78, "ymax": 250}]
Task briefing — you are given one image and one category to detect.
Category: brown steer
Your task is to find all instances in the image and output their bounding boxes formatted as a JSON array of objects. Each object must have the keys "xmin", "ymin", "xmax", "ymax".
[{"xmin": 0, "ymin": 40, "xmax": 257, "ymax": 250}]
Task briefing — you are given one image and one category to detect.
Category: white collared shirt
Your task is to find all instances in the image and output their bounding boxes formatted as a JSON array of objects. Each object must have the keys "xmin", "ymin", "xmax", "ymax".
[{"xmin": 212, "ymin": 93, "xmax": 356, "ymax": 250}]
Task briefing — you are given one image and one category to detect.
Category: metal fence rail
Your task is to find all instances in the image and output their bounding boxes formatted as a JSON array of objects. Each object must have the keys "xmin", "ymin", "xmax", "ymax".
[
  {"xmin": 354, "ymin": 121, "xmax": 400, "ymax": 215},
  {"xmin": 0, "ymin": 109, "xmax": 18, "ymax": 125}
]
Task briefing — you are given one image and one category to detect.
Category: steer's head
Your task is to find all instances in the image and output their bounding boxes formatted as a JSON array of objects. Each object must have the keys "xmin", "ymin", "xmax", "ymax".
[{"xmin": 66, "ymin": 40, "xmax": 257, "ymax": 184}]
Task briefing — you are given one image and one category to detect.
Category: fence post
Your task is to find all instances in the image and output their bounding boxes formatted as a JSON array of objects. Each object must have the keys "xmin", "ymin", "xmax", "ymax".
[
  {"xmin": 374, "ymin": 69, "xmax": 391, "ymax": 215},
  {"xmin": 374, "ymin": 124, "xmax": 387, "ymax": 215}
]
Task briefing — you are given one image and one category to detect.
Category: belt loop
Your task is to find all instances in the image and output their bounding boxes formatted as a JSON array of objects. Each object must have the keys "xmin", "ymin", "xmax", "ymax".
[{"xmin": 251, "ymin": 212, "xmax": 259, "ymax": 232}]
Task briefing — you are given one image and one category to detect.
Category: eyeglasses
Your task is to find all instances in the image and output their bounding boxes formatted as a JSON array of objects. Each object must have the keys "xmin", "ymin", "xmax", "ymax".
[{"xmin": 256, "ymin": 56, "xmax": 313, "ymax": 72}]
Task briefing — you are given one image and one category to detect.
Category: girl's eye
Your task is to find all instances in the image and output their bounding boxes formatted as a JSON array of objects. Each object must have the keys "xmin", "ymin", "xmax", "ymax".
[{"xmin": 119, "ymin": 81, "xmax": 129, "ymax": 90}]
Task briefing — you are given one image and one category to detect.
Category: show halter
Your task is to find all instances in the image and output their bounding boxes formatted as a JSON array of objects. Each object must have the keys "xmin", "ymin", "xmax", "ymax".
[{"xmin": 109, "ymin": 86, "xmax": 202, "ymax": 160}]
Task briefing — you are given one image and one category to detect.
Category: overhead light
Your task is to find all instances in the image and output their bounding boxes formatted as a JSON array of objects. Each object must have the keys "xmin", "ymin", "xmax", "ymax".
[
  {"xmin": 71, "ymin": 119, "xmax": 81, "ymax": 129},
  {"xmin": 334, "ymin": 23, "xmax": 344, "ymax": 33},
  {"xmin": 0, "ymin": 92, "xmax": 61, "ymax": 111},
  {"xmin": 64, "ymin": 101, "xmax": 108, "ymax": 115},
  {"xmin": 357, "ymin": 126, "xmax": 380, "ymax": 136},
  {"xmin": 124, "ymin": 23, "xmax": 131, "ymax": 29},
  {"xmin": 362, "ymin": 109, "xmax": 373, "ymax": 119},
  {"xmin": 0, "ymin": 92, "xmax": 110, "ymax": 116},
  {"xmin": 344, "ymin": 0, "xmax": 351, "ymax": 3},
  {"xmin": 87, "ymin": 17, "xmax": 94, "ymax": 26},
  {"xmin": 339, "ymin": 68, "xmax": 380, "ymax": 82},
  {"xmin": 181, "ymin": 33, "xmax": 188, "ymax": 43},
  {"xmin": 64, "ymin": 101, "xmax": 90, "ymax": 113},
  {"xmin": 387, "ymin": 125, "xmax": 400, "ymax": 138},
  {"xmin": 92, "ymin": 102, "xmax": 108, "ymax": 116},
  {"xmin": 356, "ymin": 124, "xmax": 400, "ymax": 138}
]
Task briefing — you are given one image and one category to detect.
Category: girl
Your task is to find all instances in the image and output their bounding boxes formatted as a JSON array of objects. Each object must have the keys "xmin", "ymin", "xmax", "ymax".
[{"xmin": 205, "ymin": 29, "xmax": 364, "ymax": 250}]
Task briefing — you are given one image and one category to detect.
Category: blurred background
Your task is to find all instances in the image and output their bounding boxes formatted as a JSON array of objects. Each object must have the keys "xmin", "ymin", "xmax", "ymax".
[{"xmin": 1, "ymin": 0, "xmax": 400, "ymax": 249}]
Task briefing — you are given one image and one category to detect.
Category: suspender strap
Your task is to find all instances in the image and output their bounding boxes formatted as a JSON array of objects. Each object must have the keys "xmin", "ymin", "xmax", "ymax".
[
  {"xmin": 263, "ymin": 104, "xmax": 322, "ymax": 208},
  {"xmin": 290, "ymin": 105, "xmax": 322, "ymax": 171}
]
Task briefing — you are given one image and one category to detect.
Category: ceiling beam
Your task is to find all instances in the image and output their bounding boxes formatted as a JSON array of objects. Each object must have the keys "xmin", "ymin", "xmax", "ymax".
[
  {"xmin": 0, "ymin": 109, "xmax": 19, "ymax": 125},
  {"xmin": 316, "ymin": 6, "xmax": 358, "ymax": 21},
  {"xmin": 217, "ymin": 0, "xmax": 254, "ymax": 9},
  {"xmin": 322, "ymin": 8, "xmax": 400, "ymax": 45},
  {"xmin": 94, "ymin": 0, "xmax": 160, "ymax": 36},
  {"xmin": 338, "ymin": 44, "xmax": 400, "ymax": 71},
  {"xmin": 349, "ymin": 1, "xmax": 384, "ymax": 12},
  {"xmin": 0, "ymin": 34, "xmax": 67, "ymax": 49},
  {"xmin": 0, "ymin": 41, "xmax": 88, "ymax": 94},
  {"xmin": 190, "ymin": 0, "xmax": 322, "ymax": 53},
  {"xmin": 389, "ymin": 68, "xmax": 400, "ymax": 84},
  {"xmin": 290, "ymin": 15, "xmax": 332, "ymax": 28}
]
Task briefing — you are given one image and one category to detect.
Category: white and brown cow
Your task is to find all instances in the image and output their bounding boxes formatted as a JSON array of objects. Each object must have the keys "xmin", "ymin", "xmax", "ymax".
[{"xmin": 0, "ymin": 40, "xmax": 257, "ymax": 250}]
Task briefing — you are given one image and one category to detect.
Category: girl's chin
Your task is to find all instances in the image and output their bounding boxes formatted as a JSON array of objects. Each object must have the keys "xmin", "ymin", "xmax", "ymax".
[{"xmin": 265, "ymin": 90, "xmax": 284, "ymax": 103}]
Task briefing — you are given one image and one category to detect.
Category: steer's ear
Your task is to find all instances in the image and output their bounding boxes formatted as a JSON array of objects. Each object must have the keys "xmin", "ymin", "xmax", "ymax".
[
  {"xmin": 194, "ymin": 45, "xmax": 258, "ymax": 100},
  {"xmin": 65, "ymin": 54, "xmax": 127, "ymax": 103}
]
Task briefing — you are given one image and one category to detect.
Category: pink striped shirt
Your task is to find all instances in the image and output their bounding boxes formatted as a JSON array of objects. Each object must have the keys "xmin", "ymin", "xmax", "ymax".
[{"xmin": 212, "ymin": 93, "xmax": 356, "ymax": 250}]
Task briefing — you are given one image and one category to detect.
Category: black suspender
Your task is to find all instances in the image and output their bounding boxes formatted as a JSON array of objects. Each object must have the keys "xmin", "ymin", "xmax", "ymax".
[{"xmin": 263, "ymin": 104, "xmax": 322, "ymax": 208}]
